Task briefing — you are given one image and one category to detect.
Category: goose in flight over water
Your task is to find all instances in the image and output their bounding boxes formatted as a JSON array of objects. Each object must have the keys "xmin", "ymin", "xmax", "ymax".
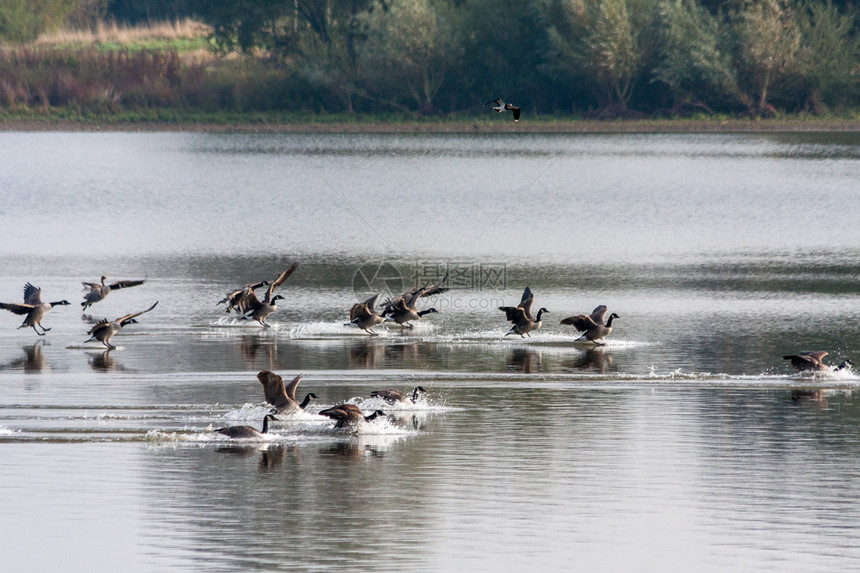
[
  {"xmin": 257, "ymin": 370, "xmax": 316, "ymax": 414},
  {"xmin": 499, "ymin": 286, "xmax": 549, "ymax": 337},
  {"xmin": 241, "ymin": 263, "xmax": 299, "ymax": 327},
  {"xmin": 84, "ymin": 301, "xmax": 158, "ymax": 350},
  {"xmin": 347, "ymin": 293, "xmax": 386, "ymax": 335},
  {"xmin": 218, "ymin": 280, "xmax": 269, "ymax": 315},
  {"xmin": 370, "ymin": 386, "xmax": 426, "ymax": 405},
  {"xmin": 215, "ymin": 414, "xmax": 278, "ymax": 439},
  {"xmin": 81, "ymin": 276, "xmax": 147, "ymax": 310},
  {"xmin": 484, "ymin": 99, "xmax": 521, "ymax": 122},
  {"xmin": 380, "ymin": 273, "xmax": 449, "ymax": 328},
  {"xmin": 560, "ymin": 305, "xmax": 619, "ymax": 345},
  {"xmin": 319, "ymin": 404, "xmax": 386, "ymax": 429},
  {"xmin": 0, "ymin": 283, "xmax": 70, "ymax": 335},
  {"xmin": 783, "ymin": 351, "xmax": 853, "ymax": 373}
]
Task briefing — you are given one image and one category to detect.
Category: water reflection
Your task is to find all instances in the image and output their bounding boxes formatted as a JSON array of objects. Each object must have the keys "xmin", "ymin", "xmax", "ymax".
[
  {"xmin": 3, "ymin": 341, "xmax": 49, "ymax": 372},
  {"xmin": 506, "ymin": 348, "xmax": 543, "ymax": 373},
  {"xmin": 561, "ymin": 347, "xmax": 615, "ymax": 373},
  {"xmin": 87, "ymin": 349, "xmax": 125, "ymax": 372}
]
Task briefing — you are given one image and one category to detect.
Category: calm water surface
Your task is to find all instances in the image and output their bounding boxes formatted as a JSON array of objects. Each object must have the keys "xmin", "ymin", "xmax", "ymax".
[{"xmin": 1, "ymin": 131, "xmax": 859, "ymax": 572}]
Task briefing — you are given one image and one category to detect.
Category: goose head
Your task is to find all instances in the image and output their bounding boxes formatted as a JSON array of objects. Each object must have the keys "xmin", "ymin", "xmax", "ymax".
[
  {"xmin": 535, "ymin": 307, "xmax": 550, "ymax": 320},
  {"xmin": 606, "ymin": 312, "xmax": 620, "ymax": 325},
  {"xmin": 271, "ymin": 295, "xmax": 285, "ymax": 303},
  {"xmin": 52, "ymin": 300, "xmax": 71, "ymax": 307}
]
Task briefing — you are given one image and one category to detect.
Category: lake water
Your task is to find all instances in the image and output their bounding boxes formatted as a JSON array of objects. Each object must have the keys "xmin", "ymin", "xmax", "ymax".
[{"xmin": 1, "ymin": 131, "xmax": 859, "ymax": 571}]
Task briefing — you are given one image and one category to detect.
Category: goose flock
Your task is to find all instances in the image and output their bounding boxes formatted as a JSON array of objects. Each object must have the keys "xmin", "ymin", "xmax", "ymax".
[{"xmin": 0, "ymin": 264, "xmax": 852, "ymax": 379}]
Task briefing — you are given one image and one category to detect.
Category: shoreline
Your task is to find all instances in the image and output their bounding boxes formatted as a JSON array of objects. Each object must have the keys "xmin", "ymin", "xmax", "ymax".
[{"xmin": 1, "ymin": 117, "xmax": 859, "ymax": 133}]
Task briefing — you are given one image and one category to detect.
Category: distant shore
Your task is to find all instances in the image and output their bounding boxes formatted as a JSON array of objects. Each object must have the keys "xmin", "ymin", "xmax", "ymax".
[{"xmin": 1, "ymin": 117, "xmax": 859, "ymax": 133}]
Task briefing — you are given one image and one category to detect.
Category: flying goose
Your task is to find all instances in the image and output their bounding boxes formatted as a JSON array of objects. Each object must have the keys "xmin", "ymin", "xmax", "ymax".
[
  {"xmin": 560, "ymin": 305, "xmax": 619, "ymax": 344},
  {"xmin": 499, "ymin": 287, "xmax": 549, "ymax": 337},
  {"xmin": 370, "ymin": 386, "xmax": 426, "ymax": 405},
  {"xmin": 347, "ymin": 293, "xmax": 386, "ymax": 335},
  {"xmin": 257, "ymin": 370, "xmax": 316, "ymax": 414},
  {"xmin": 217, "ymin": 280, "xmax": 269, "ymax": 315},
  {"xmin": 81, "ymin": 276, "xmax": 147, "ymax": 310},
  {"xmin": 380, "ymin": 274, "xmax": 448, "ymax": 328},
  {"xmin": 783, "ymin": 351, "xmax": 853, "ymax": 373},
  {"xmin": 484, "ymin": 98, "xmax": 521, "ymax": 122},
  {"xmin": 85, "ymin": 301, "xmax": 158, "ymax": 350},
  {"xmin": 241, "ymin": 263, "xmax": 299, "ymax": 327},
  {"xmin": 215, "ymin": 413, "xmax": 278, "ymax": 439},
  {"xmin": 0, "ymin": 283, "xmax": 70, "ymax": 335},
  {"xmin": 319, "ymin": 404, "xmax": 386, "ymax": 429}
]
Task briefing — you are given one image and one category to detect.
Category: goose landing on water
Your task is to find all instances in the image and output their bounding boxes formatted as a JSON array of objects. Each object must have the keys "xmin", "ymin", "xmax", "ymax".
[
  {"xmin": 560, "ymin": 305, "xmax": 619, "ymax": 345},
  {"xmin": 257, "ymin": 370, "xmax": 316, "ymax": 414},
  {"xmin": 484, "ymin": 99, "xmax": 521, "ymax": 122},
  {"xmin": 218, "ymin": 280, "xmax": 269, "ymax": 315},
  {"xmin": 319, "ymin": 404, "xmax": 386, "ymax": 429},
  {"xmin": 241, "ymin": 263, "xmax": 299, "ymax": 327},
  {"xmin": 81, "ymin": 276, "xmax": 147, "ymax": 310},
  {"xmin": 499, "ymin": 287, "xmax": 548, "ymax": 338},
  {"xmin": 215, "ymin": 414, "xmax": 278, "ymax": 439},
  {"xmin": 85, "ymin": 301, "xmax": 158, "ymax": 350},
  {"xmin": 783, "ymin": 351, "xmax": 853, "ymax": 373},
  {"xmin": 0, "ymin": 283, "xmax": 70, "ymax": 336},
  {"xmin": 346, "ymin": 294, "xmax": 386, "ymax": 335},
  {"xmin": 371, "ymin": 386, "xmax": 426, "ymax": 405},
  {"xmin": 380, "ymin": 274, "xmax": 449, "ymax": 329}
]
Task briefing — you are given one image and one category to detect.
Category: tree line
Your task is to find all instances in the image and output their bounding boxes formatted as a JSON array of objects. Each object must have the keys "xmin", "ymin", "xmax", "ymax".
[{"xmin": 1, "ymin": 0, "xmax": 858, "ymax": 118}]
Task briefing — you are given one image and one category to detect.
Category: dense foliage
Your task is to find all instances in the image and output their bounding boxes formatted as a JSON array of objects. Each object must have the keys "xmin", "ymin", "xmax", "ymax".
[{"xmin": 0, "ymin": 0, "xmax": 857, "ymax": 117}]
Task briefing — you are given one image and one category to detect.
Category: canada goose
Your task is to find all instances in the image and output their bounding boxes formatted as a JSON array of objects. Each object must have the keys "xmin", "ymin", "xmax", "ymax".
[
  {"xmin": 217, "ymin": 280, "xmax": 269, "ymax": 314},
  {"xmin": 81, "ymin": 276, "xmax": 147, "ymax": 310},
  {"xmin": 319, "ymin": 404, "xmax": 386, "ymax": 429},
  {"xmin": 560, "ymin": 305, "xmax": 619, "ymax": 345},
  {"xmin": 241, "ymin": 263, "xmax": 299, "ymax": 327},
  {"xmin": 484, "ymin": 98, "xmax": 521, "ymax": 122},
  {"xmin": 257, "ymin": 370, "xmax": 316, "ymax": 414},
  {"xmin": 85, "ymin": 301, "xmax": 158, "ymax": 350},
  {"xmin": 215, "ymin": 414, "xmax": 278, "ymax": 439},
  {"xmin": 0, "ymin": 283, "xmax": 70, "ymax": 336},
  {"xmin": 370, "ymin": 386, "xmax": 426, "ymax": 405},
  {"xmin": 347, "ymin": 293, "xmax": 386, "ymax": 335},
  {"xmin": 499, "ymin": 287, "xmax": 549, "ymax": 337},
  {"xmin": 783, "ymin": 351, "xmax": 853, "ymax": 373},
  {"xmin": 380, "ymin": 274, "xmax": 448, "ymax": 328}
]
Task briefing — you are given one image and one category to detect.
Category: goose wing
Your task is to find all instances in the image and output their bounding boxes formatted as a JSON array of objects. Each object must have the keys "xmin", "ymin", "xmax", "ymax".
[
  {"xmin": 0, "ymin": 302, "xmax": 35, "ymax": 315},
  {"xmin": 283, "ymin": 374, "xmax": 303, "ymax": 402},
  {"xmin": 371, "ymin": 389, "xmax": 405, "ymax": 404},
  {"xmin": 590, "ymin": 305, "xmax": 609, "ymax": 324},
  {"xmin": 265, "ymin": 262, "xmax": 299, "ymax": 300},
  {"xmin": 518, "ymin": 287, "xmax": 534, "ymax": 319},
  {"xmin": 23, "ymin": 283, "xmax": 42, "ymax": 305},
  {"xmin": 510, "ymin": 106, "xmax": 521, "ymax": 121},
  {"xmin": 803, "ymin": 351, "xmax": 829, "ymax": 363},
  {"xmin": 87, "ymin": 318, "xmax": 112, "ymax": 336},
  {"xmin": 499, "ymin": 306, "xmax": 528, "ymax": 324},
  {"xmin": 484, "ymin": 98, "xmax": 503, "ymax": 106},
  {"xmin": 560, "ymin": 314, "xmax": 598, "ymax": 331},
  {"xmin": 116, "ymin": 301, "xmax": 159, "ymax": 323},
  {"xmin": 257, "ymin": 370, "xmax": 290, "ymax": 410},
  {"xmin": 107, "ymin": 277, "xmax": 147, "ymax": 290}
]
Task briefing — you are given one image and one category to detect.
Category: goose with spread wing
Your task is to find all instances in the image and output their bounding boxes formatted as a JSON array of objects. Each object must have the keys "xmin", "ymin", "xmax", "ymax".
[
  {"xmin": 84, "ymin": 301, "xmax": 158, "ymax": 350},
  {"xmin": 218, "ymin": 280, "xmax": 269, "ymax": 315},
  {"xmin": 380, "ymin": 274, "xmax": 448, "ymax": 328},
  {"xmin": 370, "ymin": 386, "xmax": 426, "ymax": 405},
  {"xmin": 484, "ymin": 98, "xmax": 521, "ymax": 122},
  {"xmin": 498, "ymin": 286, "xmax": 548, "ymax": 337},
  {"xmin": 319, "ymin": 404, "xmax": 386, "ymax": 429},
  {"xmin": 347, "ymin": 293, "xmax": 386, "ymax": 335},
  {"xmin": 560, "ymin": 305, "xmax": 619, "ymax": 345},
  {"xmin": 783, "ymin": 351, "xmax": 853, "ymax": 373},
  {"xmin": 0, "ymin": 283, "xmax": 70, "ymax": 336},
  {"xmin": 81, "ymin": 276, "xmax": 147, "ymax": 310},
  {"xmin": 257, "ymin": 370, "xmax": 316, "ymax": 414},
  {"xmin": 241, "ymin": 263, "xmax": 299, "ymax": 327}
]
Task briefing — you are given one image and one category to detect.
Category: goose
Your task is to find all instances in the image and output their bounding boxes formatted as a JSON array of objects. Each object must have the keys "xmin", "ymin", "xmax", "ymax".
[
  {"xmin": 783, "ymin": 351, "xmax": 853, "ymax": 373},
  {"xmin": 347, "ymin": 293, "xmax": 386, "ymax": 335},
  {"xmin": 484, "ymin": 98, "xmax": 521, "ymax": 122},
  {"xmin": 0, "ymin": 283, "xmax": 70, "ymax": 335},
  {"xmin": 499, "ymin": 287, "xmax": 549, "ymax": 337},
  {"xmin": 257, "ymin": 370, "xmax": 316, "ymax": 414},
  {"xmin": 380, "ymin": 274, "xmax": 448, "ymax": 328},
  {"xmin": 217, "ymin": 280, "xmax": 269, "ymax": 315},
  {"xmin": 319, "ymin": 404, "xmax": 386, "ymax": 429},
  {"xmin": 85, "ymin": 301, "xmax": 158, "ymax": 350},
  {"xmin": 215, "ymin": 413, "xmax": 278, "ymax": 439},
  {"xmin": 241, "ymin": 263, "xmax": 299, "ymax": 327},
  {"xmin": 81, "ymin": 276, "xmax": 147, "ymax": 310},
  {"xmin": 370, "ymin": 386, "xmax": 426, "ymax": 405},
  {"xmin": 560, "ymin": 305, "xmax": 619, "ymax": 345}
]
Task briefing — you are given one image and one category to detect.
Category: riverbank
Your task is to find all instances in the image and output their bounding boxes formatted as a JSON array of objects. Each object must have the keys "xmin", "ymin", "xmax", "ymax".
[{"xmin": 2, "ymin": 116, "xmax": 859, "ymax": 133}]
